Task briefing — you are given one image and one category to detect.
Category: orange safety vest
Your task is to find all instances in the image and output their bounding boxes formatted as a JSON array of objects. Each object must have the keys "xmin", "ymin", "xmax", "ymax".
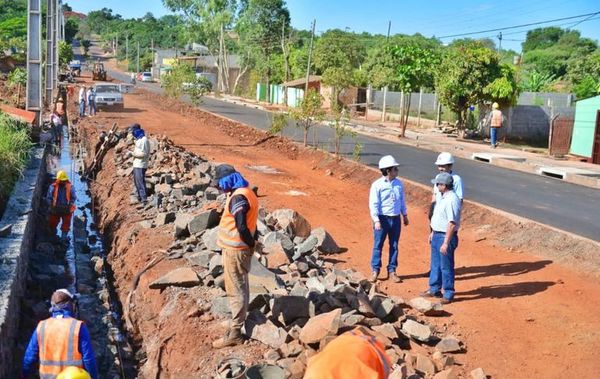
[
  {"xmin": 36, "ymin": 317, "xmax": 84, "ymax": 378},
  {"xmin": 491, "ymin": 109, "xmax": 503, "ymax": 128},
  {"xmin": 217, "ymin": 187, "xmax": 258, "ymax": 251},
  {"xmin": 304, "ymin": 327, "xmax": 391, "ymax": 379},
  {"xmin": 52, "ymin": 181, "xmax": 71, "ymax": 207}
]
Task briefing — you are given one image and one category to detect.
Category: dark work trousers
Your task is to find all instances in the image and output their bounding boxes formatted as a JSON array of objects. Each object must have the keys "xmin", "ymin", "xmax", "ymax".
[{"xmin": 133, "ymin": 167, "xmax": 147, "ymax": 202}]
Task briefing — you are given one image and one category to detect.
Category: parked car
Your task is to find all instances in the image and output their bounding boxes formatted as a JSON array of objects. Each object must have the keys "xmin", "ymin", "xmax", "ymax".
[
  {"xmin": 93, "ymin": 83, "xmax": 124, "ymax": 110},
  {"xmin": 141, "ymin": 72, "xmax": 153, "ymax": 82}
]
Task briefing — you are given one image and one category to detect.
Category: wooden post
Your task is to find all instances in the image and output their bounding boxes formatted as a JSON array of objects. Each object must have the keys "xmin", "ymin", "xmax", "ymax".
[
  {"xmin": 381, "ymin": 86, "xmax": 387, "ymax": 122},
  {"xmin": 417, "ymin": 88, "xmax": 423, "ymax": 127}
]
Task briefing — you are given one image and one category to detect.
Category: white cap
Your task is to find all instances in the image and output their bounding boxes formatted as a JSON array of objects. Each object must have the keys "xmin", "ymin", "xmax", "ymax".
[
  {"xmin": 379, "ymin": 155, "xmax": 399, "ymax": 169},
  {"xmin": 435, "ymin": 152, "xmax": 454, "ymax": 166}
]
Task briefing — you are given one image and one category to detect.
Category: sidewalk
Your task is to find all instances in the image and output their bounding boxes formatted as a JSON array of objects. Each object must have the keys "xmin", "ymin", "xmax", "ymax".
[{"xmin": 203, "ymin": 94, "xmax": 600, "ymax": 189}]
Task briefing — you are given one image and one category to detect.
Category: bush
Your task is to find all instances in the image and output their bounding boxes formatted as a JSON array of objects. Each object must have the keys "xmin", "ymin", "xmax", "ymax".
[{"xmin": 0, "ymin": 112, "xmax": 32, "ymax": 198}]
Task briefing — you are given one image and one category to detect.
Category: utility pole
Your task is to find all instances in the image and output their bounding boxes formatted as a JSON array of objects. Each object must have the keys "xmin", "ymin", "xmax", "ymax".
[
  {"xmin": 217, "ymin": 23, "xmax": 224, "ymax": 95},
  {"xmin": 45, "ymin": 0, "xmax": 54, "ymax": 104},
  {"xmin": 304, "ymin": 19, "xmax": 316, "ymax": 95},
  {"xmin": 27, "ymin": 0, "xmax": 43, "ymax": 127},
  {"xmin": 53, "ymin": 0, "xmax": 59, "ymax": 89},
  {"xmin": 387, "ymin": 21, "xmax": 391, "ymax": 39},
  {"xmin": 497, "ymin": 32, "xmax": 502, "ymax": 53},
  {"xmin": 125, "ymin": 35, "xmax": 129, "ymax": 65},
  {"xmin": 136, "ymin": 41, "xmax": 140, "ymax": 73}
]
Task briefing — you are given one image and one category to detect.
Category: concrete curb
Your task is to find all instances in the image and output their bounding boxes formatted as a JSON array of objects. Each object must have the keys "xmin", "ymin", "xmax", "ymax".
[{"xmin": 0, "ymin": 146, "xmax": 47, "ymax": 377}]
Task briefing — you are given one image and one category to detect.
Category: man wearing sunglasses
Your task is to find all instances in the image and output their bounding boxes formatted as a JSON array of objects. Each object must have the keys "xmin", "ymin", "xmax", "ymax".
[
  {"xmin": 424, "ymin": 172, "xmax": 462, "ymax": 304},
  {"xmin": 368, "ymin": 155, "xmax": 409, "ymax": 283}
]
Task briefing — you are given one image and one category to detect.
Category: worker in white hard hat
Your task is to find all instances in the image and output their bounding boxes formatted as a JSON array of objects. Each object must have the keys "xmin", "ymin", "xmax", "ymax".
[
  {"xmin": 430, "ymin": 152, "xmax": 464, "ymax": 215},
  {"xmin": 368, "ymin": 155, "xmax": 409, "ymax": 284},
  {"xmin": 485, "ymin": 102, "xmax": 505, "ymax": 148}
]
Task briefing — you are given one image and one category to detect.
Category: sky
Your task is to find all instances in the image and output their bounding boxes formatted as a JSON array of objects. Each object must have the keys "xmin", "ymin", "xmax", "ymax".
[{"xmin": 66, "ymin": 0, "xmax": 600, "ymax": 52}]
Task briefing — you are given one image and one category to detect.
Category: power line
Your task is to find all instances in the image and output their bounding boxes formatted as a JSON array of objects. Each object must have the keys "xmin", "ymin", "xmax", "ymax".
[{"xmin": 437, "ymin": 11, "xmax": 600, "ymax": 39}]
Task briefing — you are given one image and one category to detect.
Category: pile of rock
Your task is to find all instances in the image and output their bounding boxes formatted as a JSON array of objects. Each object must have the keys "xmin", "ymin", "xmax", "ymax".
[{"xmin": 111, "ymin": 135, "xmax": 486, "ymax": 379}]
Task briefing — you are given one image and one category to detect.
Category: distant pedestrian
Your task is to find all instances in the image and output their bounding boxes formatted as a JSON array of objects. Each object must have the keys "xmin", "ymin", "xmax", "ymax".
[
  {"xmin": 212, "ymin": 164, "xmax": 259, "ymax": 349},
  {"xmin": 423, "ymin": 172, "xmax": 462, "ymax": 304},
  {"xmin": 86, "ymin": 87, "xmax": 96, "ymax": 116},
  {"xmin": 130, "ymin": 125, "xmax": 150, "ymax": 204},
  {"xmin": 22, "ymin": 289, "xmax": 98, "ymax": 379},
  {"xmin": 368, "ymin": 155, "xmax": 409, "ymax": 284},
  {"xmin": 78, "ymin": 86, "xmax": 86, "ymax": 117},
  {"xmin": 486, "ymin": 102, "xmax": 505, "ymax": 148}
]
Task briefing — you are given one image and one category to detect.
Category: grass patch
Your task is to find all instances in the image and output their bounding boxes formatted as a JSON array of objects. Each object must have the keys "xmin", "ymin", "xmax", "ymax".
[{"xmin": 0, "ymin": 112, "xmax": 33, "ymax": 201}]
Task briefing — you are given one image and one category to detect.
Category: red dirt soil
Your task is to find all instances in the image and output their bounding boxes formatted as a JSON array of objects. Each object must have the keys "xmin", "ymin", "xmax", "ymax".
[{"xmin": 77, "ymin": 81, "xmax": 600, "ymax": 378}]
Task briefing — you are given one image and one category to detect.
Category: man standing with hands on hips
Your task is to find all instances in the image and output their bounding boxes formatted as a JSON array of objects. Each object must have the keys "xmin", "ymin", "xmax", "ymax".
[
  {"xmin": 369, "ymin": 155, "xmax": 409, "ymax": 283},
  {"xmin": 424, "ymin": 172, "xmax": 461, "ymax": 304}
]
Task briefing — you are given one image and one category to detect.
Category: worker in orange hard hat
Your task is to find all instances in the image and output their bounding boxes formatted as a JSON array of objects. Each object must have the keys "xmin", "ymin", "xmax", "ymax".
[
  {"xmin": 22, "ymin": 289, "xmax": 98, "ymax": 379},
  {"xmin": 304, "ymin": 326, "xmax": 392, "ymax": 379},
  {"xmin": 46, "ymin": 170, "xmax": 77, "ymax": 240}
]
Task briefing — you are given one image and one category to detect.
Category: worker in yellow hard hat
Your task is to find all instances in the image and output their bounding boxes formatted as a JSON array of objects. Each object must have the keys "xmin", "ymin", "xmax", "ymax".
[
  {"xmin": 46, "ymin": 170, "xmax": 77, "ymax": 240},
  {"xmin": 57, "ymin": 366, "xmax": 92, "ymax": 379}
]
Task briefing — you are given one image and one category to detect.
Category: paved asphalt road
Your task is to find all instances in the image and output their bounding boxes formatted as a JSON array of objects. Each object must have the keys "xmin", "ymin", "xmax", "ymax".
[{"xmin": 106, "ymin": 68, "xmax": 600, "ymax": 241}]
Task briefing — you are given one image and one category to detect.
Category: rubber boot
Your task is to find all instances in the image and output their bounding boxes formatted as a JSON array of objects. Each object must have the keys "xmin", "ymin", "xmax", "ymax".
[{"xmin": 212, "ymin": 329, "xmax": 244, "ymax": 349}]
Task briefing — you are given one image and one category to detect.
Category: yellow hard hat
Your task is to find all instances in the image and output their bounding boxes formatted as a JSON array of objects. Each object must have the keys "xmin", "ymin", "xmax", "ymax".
[
  {"xmin": 492, "ymin": 102, "xmax": 499, "ymax": 109},
  {"xmin": 56, "ymin": 367, "xmax": 91, "ymax": 379},
  {"xmin": 56, "ymin": 170, "xmax": 69, "ymax": 181}
]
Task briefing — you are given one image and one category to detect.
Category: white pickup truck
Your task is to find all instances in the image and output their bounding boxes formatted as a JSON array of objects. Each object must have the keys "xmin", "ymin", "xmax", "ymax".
[{"xmin": 93, "ymin": 83, "xmax": 125, "ymax": 110}]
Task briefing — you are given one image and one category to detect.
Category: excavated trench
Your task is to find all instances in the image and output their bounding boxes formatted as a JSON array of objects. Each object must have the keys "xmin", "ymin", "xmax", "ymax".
[{"xmin": 15, "ymin": 127, "xmax": 136, "ymax": 378}]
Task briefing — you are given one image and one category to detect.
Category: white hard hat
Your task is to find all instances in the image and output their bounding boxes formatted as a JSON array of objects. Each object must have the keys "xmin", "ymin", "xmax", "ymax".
[
  {"xmin": 379, "ymin": 155, "xmax": 399, "ymax": 169},
  {"xmin": 435, "ymin": 152, "xmax": 454, "ymax": 166}
]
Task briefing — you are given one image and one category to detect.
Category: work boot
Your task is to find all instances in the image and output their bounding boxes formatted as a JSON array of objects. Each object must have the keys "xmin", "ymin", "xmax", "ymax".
[
  {"xmin": 370, "ymin": 271, "xmax": 379, "ymax": 283},
  {"xmin": 389, "ymin": 272, "xmax": 402, "ymax": 283},
  {"xmin": 212, "ymin": 329, "xmax": 244, "ymax": 349}
]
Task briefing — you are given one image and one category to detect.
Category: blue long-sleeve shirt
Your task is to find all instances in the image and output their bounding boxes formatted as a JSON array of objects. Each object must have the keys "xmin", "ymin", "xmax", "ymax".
[
  {"xmin": 46, "ymin": 182, "xmax": 77, "ymax": 206},
  {"xmin": 369, "ymin": 176, "xmax": 408, "ymax": 222},
  {"xmin": 22, "ymin": 309, "xmax": 98, "ymax": 379}
]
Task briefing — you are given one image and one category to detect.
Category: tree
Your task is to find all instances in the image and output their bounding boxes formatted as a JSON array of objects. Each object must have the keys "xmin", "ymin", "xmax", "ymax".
[
  {"xmin": 161, "ymin": 62, "xmax": 195, "ymax": 99},
  {"xmin": 435, "ymin": 41, "xmax": 516, "ymax": 136},
  {"xmin": 290, "ymin": 89, "xmax": 325, "ymax": 146},
  {"xmin": 313, "ymin": 29, "xmax": 365, "ymax": 109},
  {"xmin": 522, "ymin": 27, "xmax": 565, "ymax": 52},
  {"xmin": 520, "ymin": 69, "xmax": 556, "ymax": 92},
  {"xmin": 58, "ymin": 40, "xmax": 74, "ymax": 66},
  {"xmin": 330, "ymin": 110, "xmax": 355, "ymax": 157},
  {"xmin": 185, "ymin": 76, "xmax": 213, "ymax": 105},
  {"xmin": 7, "ymin": 67, "xmax": 26, "ymax": 107},
  {"xmin": 64, "ymin": 17, "xmax": 79, "ymax": 43},
  {"xmin": 567, "ymin": 51, "xmax": 600, "ymax": 99},
  {"xmin": 81, "ymin": 39, "xmax": 91, "ymax": 56},
  {"xmin": 237, "ymin": 0, "xmax": 290, "ymax": 100}
]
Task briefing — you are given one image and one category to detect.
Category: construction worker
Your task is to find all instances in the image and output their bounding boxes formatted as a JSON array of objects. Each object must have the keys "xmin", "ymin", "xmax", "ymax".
[
  {"xmin": 22, "ymin": 289, "xmax": 98, "ymax": 379},
  {"xmin": 429, "ymin": 152, "xmax": 464, "ymax": 218},
  {"xmin": 57, "ymin": 367, "xmax": 91, "ymax": 379},
  {"xmin": 78, "ymin": 85, "xmax": 86, "ymax": 117},
  {"xmin": 487, "ymin": 102, "xmax": 505, "ymax": 148},
  {"xmin": 46, "ymin": 170, "xmax": 76, "ymax": 240},
  {"xmin": 212, "ymin": 164, "xmax": 258, "ymax": 349},
  {"xmin": 131, "ymin": 125, "xmax": 150, "ymax": 203},
  {"xmin": 368, "ymin": 155, "xmax": 409, "ymax": 284},
  {"xmin": 423, "ymin": 172, "xmax": 462, "ymax": 304},
  {"xmin": 304, "ymin": 326, "xmax": 391, "ymax": 379},
  {"xmin": 86, "ymin": 87, "xmax": 96, "ymax": 116}
]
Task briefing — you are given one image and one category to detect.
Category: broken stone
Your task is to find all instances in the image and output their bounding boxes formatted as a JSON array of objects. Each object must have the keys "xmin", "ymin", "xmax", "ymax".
[
  {"xmin": 409, "ymin": 297, "xmax": 444, "ymax": 316},
  {"xmin": 138, "ymin": 220, "xmax": 153, "ymax": 229},
  {"xmin": 187, "ymin": 209, "xmax": 219, "ymax": 234},
  {"xmin": 264, "ymin": 241, "xmax": 292, "ymax": 269},
  {"xmin": 310, "ymin": 227, "xmax": 341, "ymax": 253},
  {"xmin": 250, "ymin": 320, "xmax": 288, "ymax": 349},
  {"xmin": 280, "ymin": 340, "xmax": 303, "ymax": 357},
  {"xmin": 209, "ymin": 254, "xmax": 223, "ymax": 276},
  {"xmin": 287, "ymin": 359, "xmax": 306, "ymax": 379},
  {"xmin": 306, "ymin": 277, "xmax": 325, "ymax": 293},
  {"xmin": 202, "ymin": 227, "xmax": 221, "ymax": 252},
  {"xmin": 249, "ymin": 255, "xmax": 286, "ymax": 293},
  {"xmin": 155, "ymin": 212, "xmax": 176, "ymax": 226},
  {"xmin": 185, "ymin": 251, "xmax": 214, "ymax": 268},
  {"xmin": 470, "ymin": 368, "xmax": 487, "ymax": 379},
  {"xmin": 372, "ymin": 323, "xmax": 398, "ymax": 340},
  {"xmin": 264, "ymin": 349, "xmax": 281, "ymax": 363},
  {"xmin": 272, "ymin": 296, "xmax": 314, "ymax": 326},
  {"xmin": 436, "ymin": 336, "xmax": 462, "ymax": 353},
  {"xmin": 266, "ymin": 209, "xmax": 311, "ymax": 238},
  {"xmin": 295, "ymin": 235, "xmax": 318, "ymax": 257},
  {"xmin": 299, "ymin": 308, "xmax": 341, "ymax": 345},
  {"xmin": 149, "ymin": 267, "xmax": 200, "ymax": 289},
  {"xmin": 402, "ymin": 319, "xmax": 432, "ymax": 342},
  {"xmin": 341, "ymin": 311, "xmax": 365, "ymax": 327},
  {"xmin": 389, "ymin": 364, "xmax": 409, "ymax": 379},
  {"xmin": 416, "ymin": 354, "xmax": 437, "ymax": 376},
  {"xmin": 174, "ymin": 213, "xmax": 192, "ymax": 238},
  {"xmin": 434, "ymin": 368, "xmax": 460, "ymax": 379}
]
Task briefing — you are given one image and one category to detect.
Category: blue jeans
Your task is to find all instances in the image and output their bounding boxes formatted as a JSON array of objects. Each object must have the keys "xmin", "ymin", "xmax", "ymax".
[
  {"xmin": 133, "ymin": 167, "xmax": 147, "ymax": 201},
  {"xmin": 89, "ymin": 100, "xmax": 96, "ymax": 115},
  {"xmin": 429, "ymin": 232, "xmax": 458, "ymax": 300},
  {"xmin": 490, "ymin": 127, "xmax": 498, "ymax": 146},
  {"xmin": 79, "ymin": 101, "xmax": 86, "ymax": 116},
  {"xmin": 370, "ymin": 215, "xmax": 401, "ymax": 273}
]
